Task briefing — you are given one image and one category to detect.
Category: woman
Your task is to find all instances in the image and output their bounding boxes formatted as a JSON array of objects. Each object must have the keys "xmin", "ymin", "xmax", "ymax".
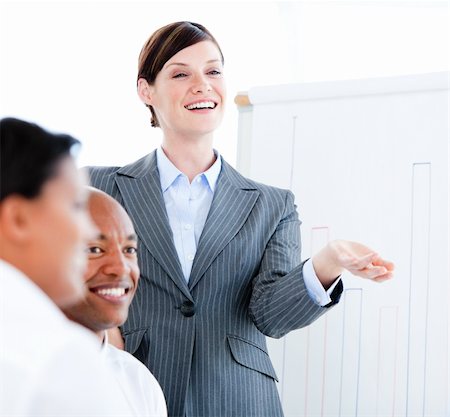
[
  {"xmin": 0, "ymin": 118, "xmax": 134, "ymax": 416},
  {"xmin": 89, "ymin": 21, "xmax": 394, "ymax": 417}
]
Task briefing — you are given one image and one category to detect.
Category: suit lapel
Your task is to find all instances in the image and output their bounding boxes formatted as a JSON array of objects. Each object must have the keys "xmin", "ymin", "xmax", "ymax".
[
  {"xmin": 189, "ymin": 161, "xmax": 259, "ymax": 290},
  {"xmin": 115, "ymin": 152, "xmax": 192, "ymax": 300}
]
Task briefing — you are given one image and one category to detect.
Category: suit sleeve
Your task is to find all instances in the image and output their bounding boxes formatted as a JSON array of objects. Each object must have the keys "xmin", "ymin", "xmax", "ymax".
[{"xmin": 248, "ymin": 190, "xmax": 342, "ymax": 339}]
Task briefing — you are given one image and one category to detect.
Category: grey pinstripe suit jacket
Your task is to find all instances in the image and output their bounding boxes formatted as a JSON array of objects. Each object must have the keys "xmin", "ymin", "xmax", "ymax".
[{"xmin": 89, "ymin": 151, "xmax": 341, "ymax": 417}]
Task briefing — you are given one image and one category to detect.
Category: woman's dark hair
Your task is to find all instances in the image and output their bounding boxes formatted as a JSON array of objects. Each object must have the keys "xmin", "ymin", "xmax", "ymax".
[
  {"xmin": 137, "ymin": 21, "xmax": 224, "ymax": 127},
  {"xmin": 0, "ymin": 117, "xmax": 80, "ymax": 201}
]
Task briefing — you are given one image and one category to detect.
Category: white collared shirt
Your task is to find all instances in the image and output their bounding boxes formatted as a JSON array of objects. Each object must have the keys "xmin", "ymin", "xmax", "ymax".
[
  {"xmin": 0, "ymin": 260, "xmax": 135, "ymax": 416},
  {"xmin": 157, "ymin": 147, "xmax": 221, "ymax": 281},
  {"xmin": 156, "ymin": 147, "xmax": 339, "ymax": 305},
  {"xmin": 101, "ymin": 332, "xmax": 167, "ymax": 417}
]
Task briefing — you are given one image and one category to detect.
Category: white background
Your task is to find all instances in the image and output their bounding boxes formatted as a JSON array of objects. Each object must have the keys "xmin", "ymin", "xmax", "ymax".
[
  {"xmin": 1, "ymin": 1, "xmax": 449, "ymax": 415},
  {"xmin": 1, "ymin": 0, "xmax": 448, "ymax": 167}
]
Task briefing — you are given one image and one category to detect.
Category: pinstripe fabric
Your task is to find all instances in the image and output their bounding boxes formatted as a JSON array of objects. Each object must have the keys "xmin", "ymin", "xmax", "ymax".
[{"xmin": 88, "ymin": 151, "xmax": 335, "ymax": 417}]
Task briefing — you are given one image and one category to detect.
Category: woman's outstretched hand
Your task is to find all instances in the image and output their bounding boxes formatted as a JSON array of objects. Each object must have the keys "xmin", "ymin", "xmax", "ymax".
[{"xmin": 312, "ymin": 240, "xmax": 395, "ymax": 289}]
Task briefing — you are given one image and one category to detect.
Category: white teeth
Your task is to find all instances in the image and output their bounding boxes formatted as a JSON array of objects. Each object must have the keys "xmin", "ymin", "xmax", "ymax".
[
  {"xmin": 96, "ymin": 288, "xmax": 126, "ymax": 297},
  {"xmin": 185, "ymin": 101, "xmax": 216, "ymax": 110}
]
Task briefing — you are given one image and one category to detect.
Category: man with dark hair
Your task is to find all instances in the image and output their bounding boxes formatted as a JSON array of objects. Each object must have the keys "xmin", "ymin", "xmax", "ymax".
[
  {"xmin": 64, "ymin": 187, "xmax": 167, "ymax": 416},
  {"xmin": 0, "ymin": 118, "xmax": 134, "ymax": 416}
]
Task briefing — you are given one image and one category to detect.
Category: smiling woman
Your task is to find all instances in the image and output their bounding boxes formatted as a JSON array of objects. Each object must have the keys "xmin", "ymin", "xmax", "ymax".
[
  {"xmin": 87, "ymin": 21, "xmax": 394, "ymax": 417},
  {"xmin": 137, "ymin": 21, "xmax": 225, "ymax": 131},
  {"xmin": 137, "ymin": 41, "xmax": 226, "ymax": 146}
]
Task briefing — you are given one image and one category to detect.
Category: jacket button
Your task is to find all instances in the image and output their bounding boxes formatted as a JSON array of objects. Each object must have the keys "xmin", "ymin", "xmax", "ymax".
[{"xmin": 180, "ymin": 300, "xmax": 195, "ymax": 317}]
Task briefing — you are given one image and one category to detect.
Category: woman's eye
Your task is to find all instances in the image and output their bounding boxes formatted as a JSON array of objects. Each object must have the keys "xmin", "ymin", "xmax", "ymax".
[
  {"xmin": 87, "ymin": 247, "xmax": 102, "ymax": 254},
  {"xmin": 124, "ymin": 247, "xmax": 138, "ymax": 255},
  {"xmin": 208, "ymin": 70, "xmax": 221, "ymax": 76},
  {"xmin": 173, "ymin": 73, "xmax": 187, "ymax": 79}
]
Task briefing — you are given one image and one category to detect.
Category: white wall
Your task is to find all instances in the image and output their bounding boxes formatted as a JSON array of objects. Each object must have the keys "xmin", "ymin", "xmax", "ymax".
[{"xmin": 0, "ymin": 1, "xmax": 448, "ymax": 168}]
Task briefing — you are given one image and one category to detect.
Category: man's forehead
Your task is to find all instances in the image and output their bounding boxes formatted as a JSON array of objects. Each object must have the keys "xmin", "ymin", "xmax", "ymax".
[{"xmin": 88, "ymin": 191, "xmax": 134, "ymax": 229}]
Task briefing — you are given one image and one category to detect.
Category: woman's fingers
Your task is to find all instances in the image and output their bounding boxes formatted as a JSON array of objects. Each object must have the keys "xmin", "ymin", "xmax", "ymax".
[
  {"xmin": 372, "ymin": 255, "xmax": 395, "ymax": 271},
  {"xmin": 372, "ymin": 272, "xmax": 394, "ymax": 283},
  {"xmin": 351, "ymin": 264, "xmax": 394, "ymax": 281},
  {"xmin": 338, "ymin": 251, "xmax": 377, "ymax": 269},
  {"xmin": 327, "ymin": 240, "xmax": 395, "ymax": 281}
]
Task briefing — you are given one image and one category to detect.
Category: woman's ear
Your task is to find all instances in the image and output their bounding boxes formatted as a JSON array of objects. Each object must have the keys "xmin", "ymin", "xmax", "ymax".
[
  {"xmin": 137, "ymin": 78, "xmax": 153, "ymax": 106},
  {"xmin": 0, "ymin": 196, "xmax": 34, "ymax": 244}
]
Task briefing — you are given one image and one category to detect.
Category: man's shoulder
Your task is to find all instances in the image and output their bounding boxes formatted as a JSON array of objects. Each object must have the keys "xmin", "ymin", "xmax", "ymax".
[
  {"xmin": 105, "ymin": 345, "xmax": 167, "ymax": 415},
  {"xmin": 106, "ymin": 343, "xmax": 141, "ymax": 365},
  {"xmin": 106, "ymin": 344, "xmax": 159, "ymax": 383}
]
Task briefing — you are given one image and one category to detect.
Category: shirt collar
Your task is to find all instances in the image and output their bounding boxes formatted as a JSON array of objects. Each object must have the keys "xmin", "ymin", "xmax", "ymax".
[
  {"xmin": 203, "ymin": 150, "xmax": 221, "ymax": 192},
  {"xmin": 100, "ymin": 330, "xmax": 108, "ymax": 355},
  {"xmin": 156, "ymin": 147, "xmax": 221, "ymax": 192},
  {"xmin": 156, "ymin": 147, "xmax": 183, "ymax": 192}
]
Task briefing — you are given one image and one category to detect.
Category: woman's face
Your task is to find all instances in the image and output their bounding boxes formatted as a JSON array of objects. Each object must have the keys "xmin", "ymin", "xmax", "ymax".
[
  {"xmin": 26, "ymin": 158, "xmax": 95, "ymax": 307},
  {"xmin": 142, "ymin": 40, "xmax": 226, "ymax": 138}
]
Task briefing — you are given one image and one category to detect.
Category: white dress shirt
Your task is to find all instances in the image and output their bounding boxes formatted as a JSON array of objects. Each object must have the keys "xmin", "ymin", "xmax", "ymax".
[
  {"xmin": 0, "ymin": 260, "xmax": 135, "ymax": 416},
  {"xmin": 156, "ymin": 147, "xmax": 340, "ymax": 306},
  {"xmin": 102, "ymin": 332, "xmax": 167, "ymax": 417}
]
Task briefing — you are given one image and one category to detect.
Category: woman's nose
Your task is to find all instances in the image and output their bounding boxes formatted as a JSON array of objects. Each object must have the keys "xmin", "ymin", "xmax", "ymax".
[{"xmin": 190, "ymin": 74, "xmax": 212, "ymax": 94}]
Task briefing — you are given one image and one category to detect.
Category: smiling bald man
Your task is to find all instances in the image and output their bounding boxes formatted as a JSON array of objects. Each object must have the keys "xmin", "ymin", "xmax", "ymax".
[{"xmin": 64, "ymin": 187, "xmax": 167, "ymax": 417}]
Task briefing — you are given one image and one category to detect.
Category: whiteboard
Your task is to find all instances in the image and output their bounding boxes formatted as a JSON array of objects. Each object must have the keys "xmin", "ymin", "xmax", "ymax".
[{"xmin": 236, "ymin": 72, "xmax": 449, "ymax": 417}]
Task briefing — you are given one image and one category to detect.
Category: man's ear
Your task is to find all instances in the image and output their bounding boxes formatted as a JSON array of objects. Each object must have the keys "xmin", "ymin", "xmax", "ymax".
[
  {"xmin": 0, "ymin": 196, "xmax": 35, "ymax": 244},
  {"xmin": 137, "ymin": 78, "xmax": 154, "ymax": 106}
]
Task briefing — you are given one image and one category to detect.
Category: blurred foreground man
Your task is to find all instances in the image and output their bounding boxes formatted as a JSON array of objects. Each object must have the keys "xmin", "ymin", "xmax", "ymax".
[
  {"xmin": 0, "ymin": 118, "xmax": 134, "ymax": 416},
  {"xmin": 64, "ymin": 187, "xmax": 167, "ymax": 416}
]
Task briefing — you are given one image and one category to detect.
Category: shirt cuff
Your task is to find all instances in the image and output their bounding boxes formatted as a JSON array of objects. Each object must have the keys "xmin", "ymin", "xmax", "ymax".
[{"xmin": 303, "ymin": 258, "xmax": 341, "ymax": 307}]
